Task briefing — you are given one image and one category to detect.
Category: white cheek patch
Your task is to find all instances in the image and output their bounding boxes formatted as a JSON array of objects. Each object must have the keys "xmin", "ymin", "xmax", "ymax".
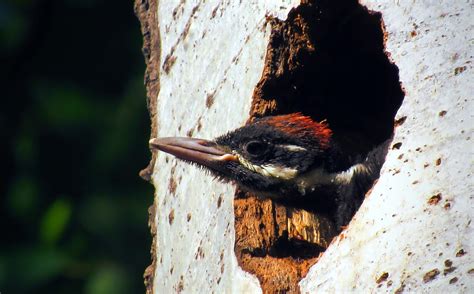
[
  {"xmin": 295, "ymin": 168, "xmax": 334, "ymax": 195},
  {"xmin": 261, "ymin": 164, "xmax": 298, "ymax": 180},
  {"xmin": 334, "ymin": 163, "xmax": 370, "ymax": 184},
  {"xmin": 276, "ymin": 144, "xmax": 307, "ymax": 152},
  {"xmin": 234, "ymin": 152, "xmax": 298, "ymax": 180},
  {"xmin": 295, "ymin": 163, "xmax": 370, "ymax": 195}
]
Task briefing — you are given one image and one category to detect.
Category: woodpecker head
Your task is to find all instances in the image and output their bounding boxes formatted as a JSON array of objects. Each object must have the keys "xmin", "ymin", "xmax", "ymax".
[
  {"xmin": 149, "ymin": 113, "xmax": 387, "ymax": 226},
  {"xmin": 149, "ymin": 114, "xmax": 358, "ymax": 198}
]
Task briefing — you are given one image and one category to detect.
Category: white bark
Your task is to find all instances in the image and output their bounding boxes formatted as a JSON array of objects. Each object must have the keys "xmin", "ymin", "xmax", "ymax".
[
  {"xmin": 301, "ymin": 0, "xmax": 473, "ymax": 292},
  {"xmin": 150, "ymin": 0, "xmax": 473, "ymax": 293},
  {"xmin": 151, "ymin": 1, "xmax": 299, "ymax": 293}
]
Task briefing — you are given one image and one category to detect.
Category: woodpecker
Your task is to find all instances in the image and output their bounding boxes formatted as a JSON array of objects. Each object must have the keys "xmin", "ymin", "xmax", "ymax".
[{"xmin": 149, "ymin": 113, "xmax": 388, "ymax": 227}]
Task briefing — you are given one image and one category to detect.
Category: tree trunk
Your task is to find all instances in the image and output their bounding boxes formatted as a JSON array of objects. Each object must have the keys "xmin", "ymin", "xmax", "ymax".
[
  {"xmin": 135, "ymin": 0, "xmax": 473, "ymax": 293},
  {"xmin": 301, "ymin": 1, "xmax": 473, "ymax": 292}
]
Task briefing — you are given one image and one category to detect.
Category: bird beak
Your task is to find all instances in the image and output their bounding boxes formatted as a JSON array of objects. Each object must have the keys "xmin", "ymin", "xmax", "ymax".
[{"xmin": 149, "ymin": 137, "xmax": 237, "ymax": 169}]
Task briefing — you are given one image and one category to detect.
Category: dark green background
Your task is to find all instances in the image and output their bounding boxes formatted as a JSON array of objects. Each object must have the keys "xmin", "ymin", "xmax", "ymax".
[{"xmin": 1, "ymin": 0, "xmax": 153, "ymax": 293}]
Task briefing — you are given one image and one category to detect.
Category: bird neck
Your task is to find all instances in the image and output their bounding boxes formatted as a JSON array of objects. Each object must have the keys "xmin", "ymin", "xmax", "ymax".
[
  {"xmin": 293, "ymin": 164, "xmax": 368, "ymax": 196},
  {"xmin": 295, "ymin": 138, "xmax": 391, "ymax": 196}
]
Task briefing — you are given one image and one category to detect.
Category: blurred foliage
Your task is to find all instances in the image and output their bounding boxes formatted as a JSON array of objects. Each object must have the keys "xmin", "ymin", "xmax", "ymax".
[{"xmin": 0, "ymin": 0, "xmax": 153, "ymax": 293}]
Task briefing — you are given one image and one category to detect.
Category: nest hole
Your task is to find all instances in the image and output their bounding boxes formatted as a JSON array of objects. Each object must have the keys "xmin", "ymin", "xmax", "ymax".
[{"xmin": 235, "ymin": 0, "xmax": 404, "ymax": 292}]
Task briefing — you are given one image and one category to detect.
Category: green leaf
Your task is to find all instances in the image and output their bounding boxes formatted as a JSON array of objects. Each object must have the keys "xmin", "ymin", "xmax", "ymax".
[{"xmin": 40, "ymin": 198, "xmax": 72, "ymax": 245}]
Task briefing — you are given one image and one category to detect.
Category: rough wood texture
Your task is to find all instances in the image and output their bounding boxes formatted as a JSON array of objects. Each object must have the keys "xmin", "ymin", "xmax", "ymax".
[
  {"xmin": 234, "ymin": 197, "xmax": 333, "ymax": 293},
  {"xmin": 134, "ymin": 1, "xmax": 160, "ymax": 293}
]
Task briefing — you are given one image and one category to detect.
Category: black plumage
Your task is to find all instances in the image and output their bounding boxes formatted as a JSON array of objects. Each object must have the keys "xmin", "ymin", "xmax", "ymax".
[{"xmin": 150, "ymin": 113, "xmax": 389, "ymax": 228}]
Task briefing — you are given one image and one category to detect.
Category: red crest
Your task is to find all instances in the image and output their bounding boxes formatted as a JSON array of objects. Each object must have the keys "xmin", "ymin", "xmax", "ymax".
[{"xmin": 263, "ymin": 113, "xmax": 332, "ymax": 148}]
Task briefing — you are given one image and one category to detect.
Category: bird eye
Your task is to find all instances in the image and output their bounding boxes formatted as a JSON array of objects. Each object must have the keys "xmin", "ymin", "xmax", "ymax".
[{"xmin": 244, "ymin": 141, "xmax": 267, "ymax": 157}]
